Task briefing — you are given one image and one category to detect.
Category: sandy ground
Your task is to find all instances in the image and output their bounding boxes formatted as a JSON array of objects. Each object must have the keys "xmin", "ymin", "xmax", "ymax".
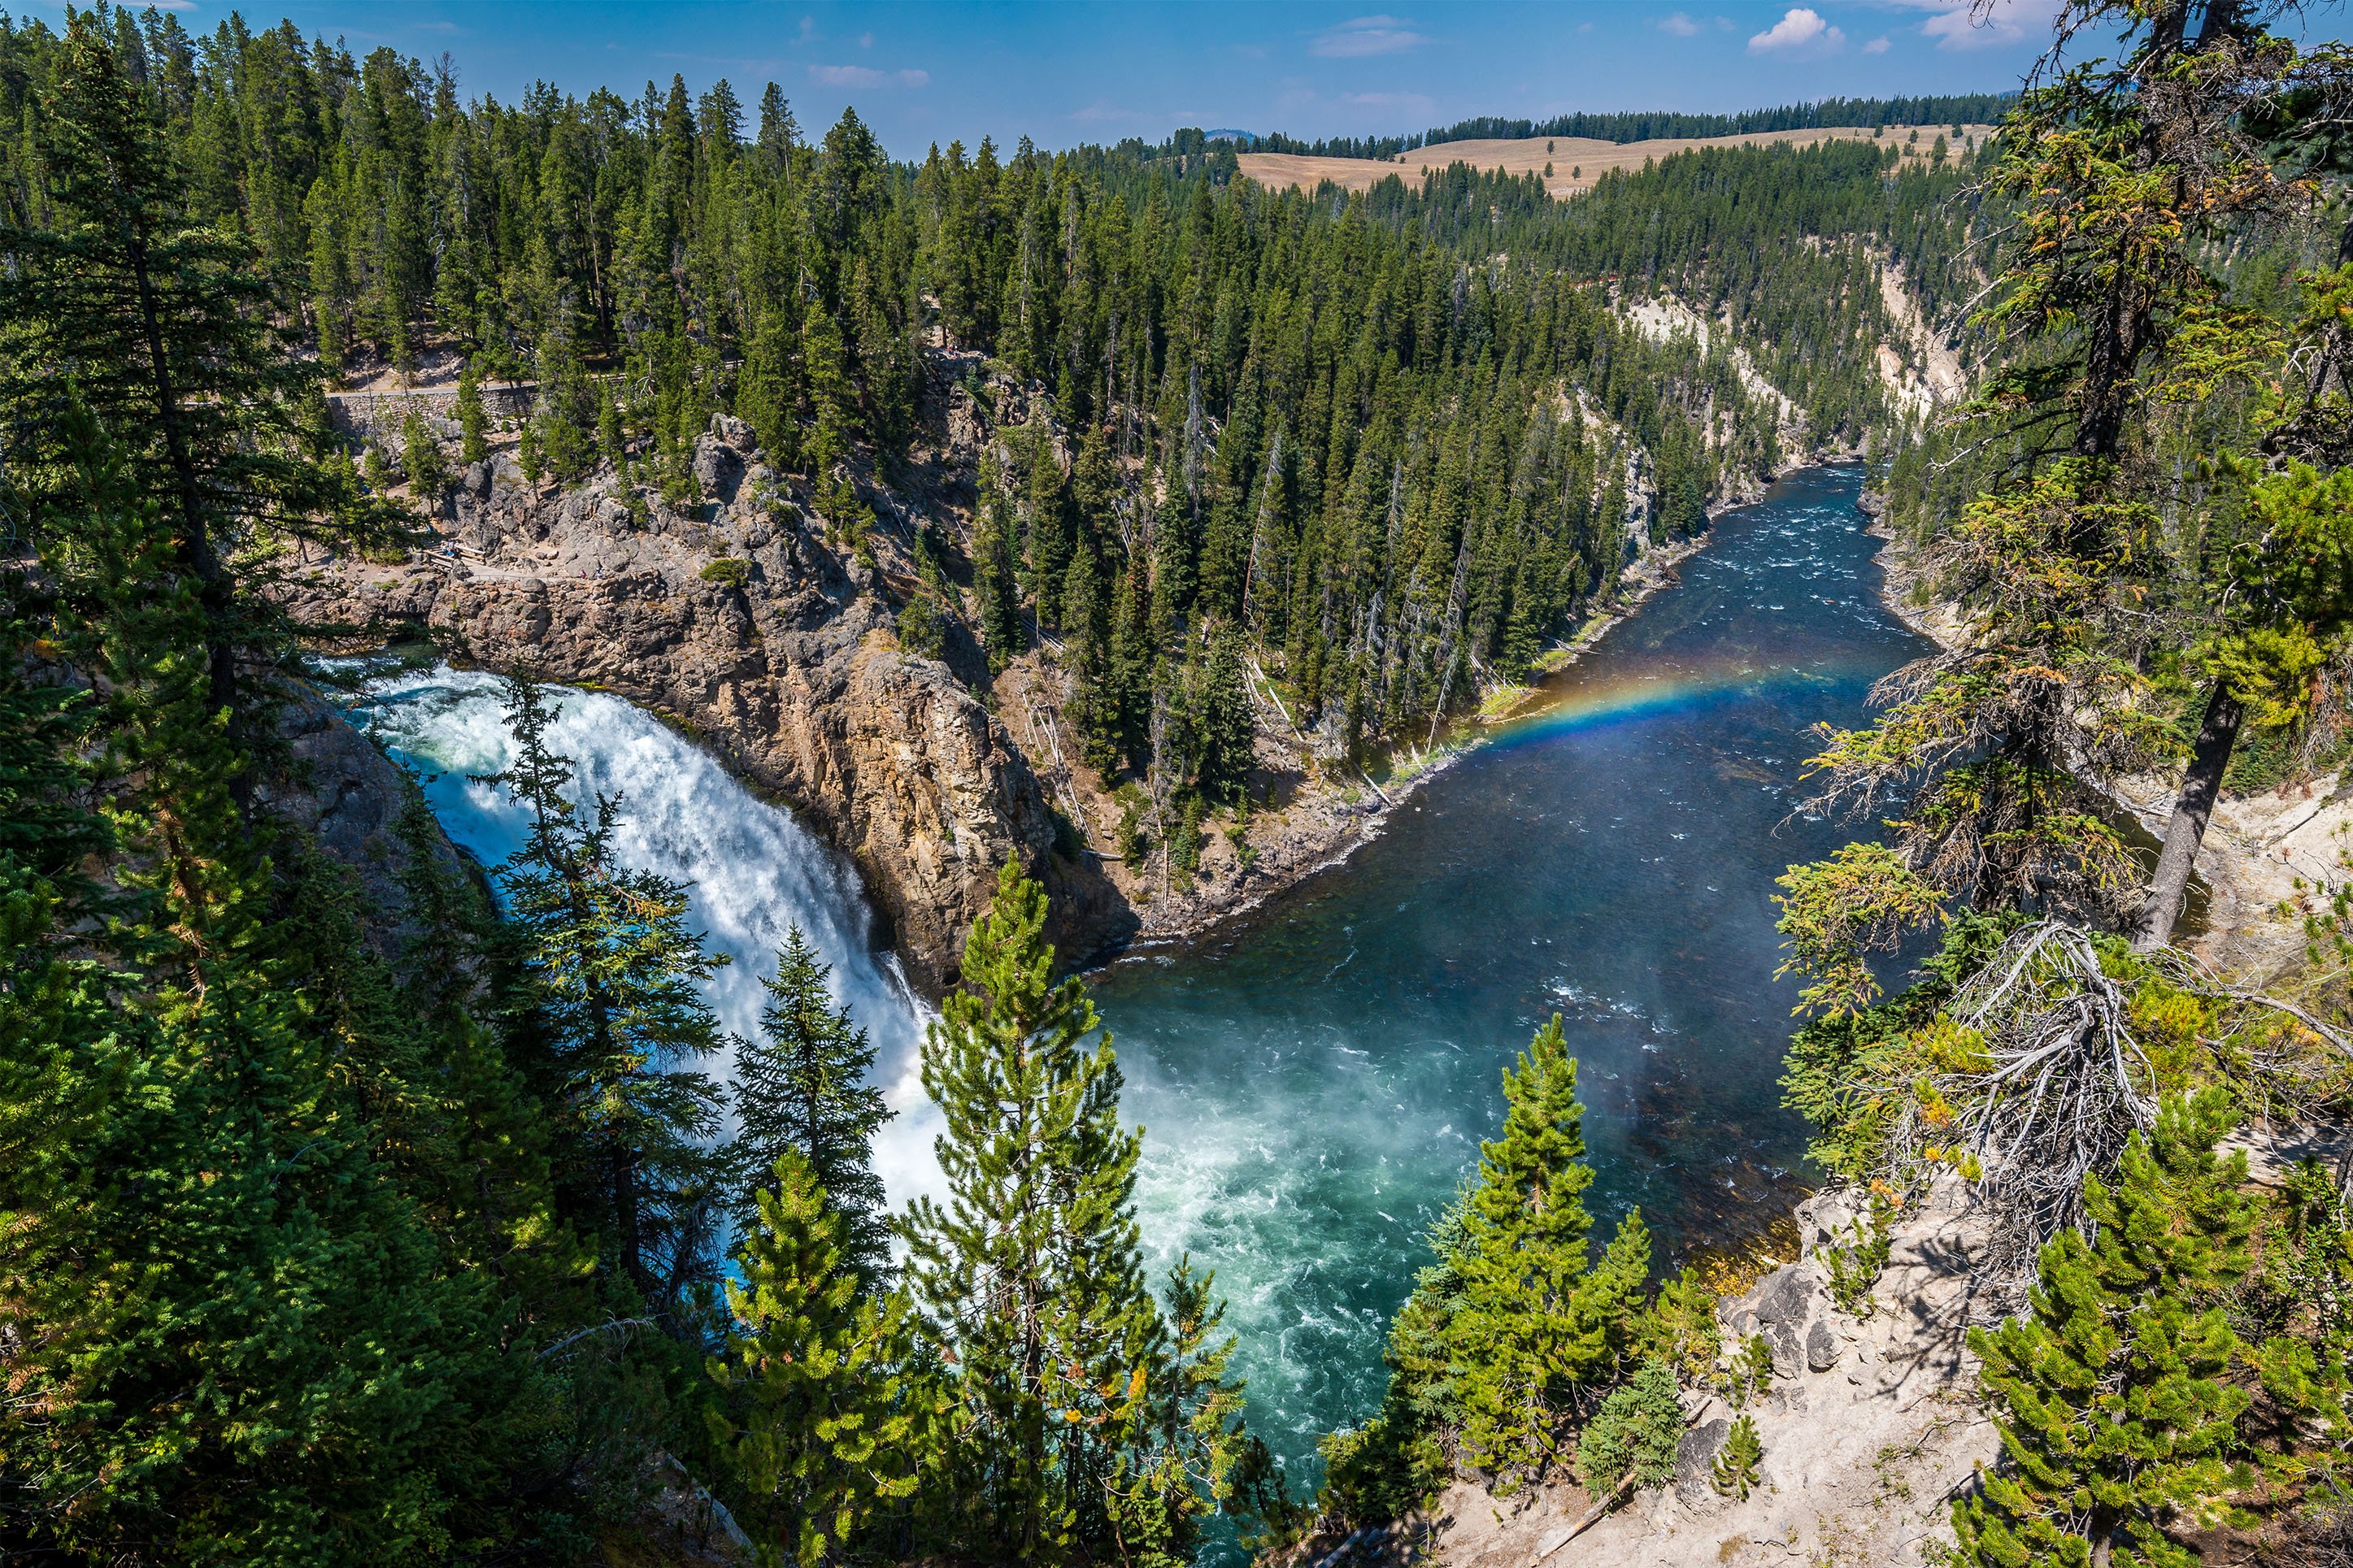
[{"xmin": 1240, "ymin": 124, "xmax": 1998, "ymax": 201}]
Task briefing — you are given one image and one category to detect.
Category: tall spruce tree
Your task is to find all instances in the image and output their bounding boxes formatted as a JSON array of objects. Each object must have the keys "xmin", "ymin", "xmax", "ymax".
[
  {"xmin": 707, "ymin": 1150, "xmax": 919, "ymax": 1568},
  {"xmin": 0, "ymin": 13, "xmax": 398, "ymax": 723},
  {"xmin": 489, "ymin": 672, "xmax": 730, "ymax": 1314},
  {"xmin": 1953, "ymin": 1090, "xmax": 2259, "ymax": 1568},
  {"xmin": 1447, "ymin": 1015, "xmax": 1652, "ymax": 1485},
  {"xmin": 729, "ymin": 926, "xmax": 893, "ymax": 1285},
  {"xmin": 902, "ymin": 860, "xmax": 1172, "ymax": 1563},
  {"xmin": 0, "ymin": 407, "xmax": 537, "ymax": 1564}
]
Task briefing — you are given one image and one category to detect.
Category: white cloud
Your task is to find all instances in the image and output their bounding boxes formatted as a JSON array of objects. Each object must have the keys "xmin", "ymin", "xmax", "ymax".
[
  {"xmin": 1748, "ymin": 7, "xmax": 1844, "ymax": 53},
  {"xmin": 1659, "ymin": 11, "xmax": 1702, "ymax": 36},
  {"xmin": 807, "ymin": 63, "xmax": 929, "ymax": 88},
  {"xmin": 1310, "ymin": 15, "xmax": 1429, "ymax": 58},
  {"xmin": 1863, "ymin": 33, "xmax": 1891, "ymax": 52},
  {"xmin": 1885, "ymin": 0, "xmax": 2058, "ymax": 50}
]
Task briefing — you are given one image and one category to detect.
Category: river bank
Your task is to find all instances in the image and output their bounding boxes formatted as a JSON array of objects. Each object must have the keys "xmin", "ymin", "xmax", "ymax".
[{"xmin": 1077, "ymin": 517, "xmax": 1720, "ymax": 966}]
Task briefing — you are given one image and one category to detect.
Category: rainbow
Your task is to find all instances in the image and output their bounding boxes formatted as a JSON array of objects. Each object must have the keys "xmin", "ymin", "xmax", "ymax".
[{"xmin": 1478, "ymin": 656, "xmax": 1881, "ymax": 755}]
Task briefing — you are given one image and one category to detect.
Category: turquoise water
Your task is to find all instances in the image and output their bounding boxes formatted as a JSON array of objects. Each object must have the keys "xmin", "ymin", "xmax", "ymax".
[
  {"xmin": 356, "ymin": 463, "xmax": 1920, "ymax": 1509},
  {"xmin": 1097, "ymin": 464, "xmax": 1926, "ymax": 1483}
]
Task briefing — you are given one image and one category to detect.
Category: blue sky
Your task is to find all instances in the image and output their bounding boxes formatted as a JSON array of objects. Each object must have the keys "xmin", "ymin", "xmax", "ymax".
[{"xmin": 97, "ymin": 1, "xmax": 2072, "ymax": 154}]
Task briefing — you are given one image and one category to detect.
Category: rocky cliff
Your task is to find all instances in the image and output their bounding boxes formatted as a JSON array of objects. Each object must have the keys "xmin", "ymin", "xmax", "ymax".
[
  {"xmin": 263, "ymin": 688, "xmax": 479, "ymax": 966},
  {"xmin": 287, "ymin": 348, "xmax": 1723, "ymax": 991},
  {"xmin": 280, "ymin": 412, "xmax": 1129, "ymax": 991},
  {"xmin": 1352, "ymin": 1179, "xmax": 1999, "ymax": 1568}
]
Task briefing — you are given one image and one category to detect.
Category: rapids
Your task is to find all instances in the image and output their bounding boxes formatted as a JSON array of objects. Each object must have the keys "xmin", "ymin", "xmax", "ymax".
[{"xmin": 349, "ymin": 463, "xmax": 1924, "ymax": 1500}]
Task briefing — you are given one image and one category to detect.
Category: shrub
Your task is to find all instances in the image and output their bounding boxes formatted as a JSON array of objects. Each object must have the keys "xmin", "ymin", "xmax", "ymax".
[
  {"xmin": 1726, "ymin": 1332, "xmax": 1773, "ymax": 1408},
  {"xmin": 1224, "ymin": 798, "xmax": 1258, "ymax": 871},
  {"xmin": 1574, "ymin": 1358, "xmax": 1683, "ymax": 1496},
  {"xmin": 699, "ymin": 558, "xmax": 750, "ymax": 591},
  {"xmin": 1640, "ymin": 1265, "xmax": 1723, "ymax": 1385},
  {"xmin": 1819, "ymin": 1192, "xmax": 1895, "ymax": 1317},
  {"xmin": 1171, "ymin": 794, "xmax": 1203, "ymax": 873},
  {"xmin": 401, "ymin": 410, "xmax": 447, "ymax": 494},
  {"xmin": 898, "ymin": 593, "xmax": 946, "ymax": 660}
]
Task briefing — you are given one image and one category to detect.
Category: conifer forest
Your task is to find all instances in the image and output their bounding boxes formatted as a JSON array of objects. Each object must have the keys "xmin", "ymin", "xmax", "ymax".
[{"xmin": 3, "ymin": 1, "xmax": 2353, "ymax": 1565}]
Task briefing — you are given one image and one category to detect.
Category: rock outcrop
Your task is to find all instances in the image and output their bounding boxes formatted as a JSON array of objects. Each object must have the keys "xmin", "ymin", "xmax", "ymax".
[
  {"xmin": 279, "ymin": 417, "xmax": 1130, "ymax": 991},
  {"xmin": 1367, "ymin": 1178, "xmax": 2000, "ymax": 1568},
  {"xmin": 260, "ymin": 689, "xmax": 477, "ymax": 966}
]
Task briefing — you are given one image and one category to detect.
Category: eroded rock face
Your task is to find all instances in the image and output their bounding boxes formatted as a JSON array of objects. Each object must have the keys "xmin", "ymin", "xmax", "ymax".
[
  {"xmin": 279, "ymin": 420, "xmax": 1129, "ymax": 991},
  {"xmin": 259, "ymin": 690, "xmax": 477, "ymax": 967}
]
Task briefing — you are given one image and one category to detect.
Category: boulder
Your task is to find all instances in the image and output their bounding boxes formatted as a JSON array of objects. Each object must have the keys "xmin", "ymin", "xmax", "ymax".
[
  {"xmin": 711, "ymin": 411, "xmax": 756, "ymax": 453},
  {"xmin": 1672, "ymin": 1417, "xmax": 1731, "ymax": 1509},
  {"xmin": 693, "ymin": 433, "xmax": 746, "ymax": 503},
  {"xmin": 1737, "ymin": 1260, "xmax": 1834, "ymax": 1382}
]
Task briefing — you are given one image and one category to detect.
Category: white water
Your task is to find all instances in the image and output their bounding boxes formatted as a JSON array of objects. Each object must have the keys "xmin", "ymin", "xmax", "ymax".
[{"xmin": 350, "ymin": 665, "xmax": 948, "ymax": 1214}]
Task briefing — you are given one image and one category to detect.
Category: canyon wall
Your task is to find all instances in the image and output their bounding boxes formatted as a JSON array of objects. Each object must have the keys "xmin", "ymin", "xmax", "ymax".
[{"xmin": 281, "ymin": 415, "xmax": 1131, "ymax": 991}]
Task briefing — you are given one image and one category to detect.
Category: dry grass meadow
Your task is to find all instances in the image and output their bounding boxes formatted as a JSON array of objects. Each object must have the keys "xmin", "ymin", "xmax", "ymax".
[{"xmin": 1237, "ymin": 123, "xmax": 1996, "ymax": 200}]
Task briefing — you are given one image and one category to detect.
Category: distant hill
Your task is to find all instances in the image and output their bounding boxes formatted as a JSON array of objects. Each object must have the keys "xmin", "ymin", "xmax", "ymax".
[
  {"xmin": 1238, "ymin": 122, "xmax": 1995, "ymax": 202},
  {"xmin": 1251, "ymin": 93, "xmax": 2012, "ymax": 162},
  {"xmin": 1201, "ymin": 128, "xmax": 1259, "ymax": 145}
]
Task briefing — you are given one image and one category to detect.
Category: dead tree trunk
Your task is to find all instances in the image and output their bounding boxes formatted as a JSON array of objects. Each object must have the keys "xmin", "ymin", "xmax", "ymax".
[{"xmin": 2133, "ymin": 684, "xmax": 2242, "ymax": 952}]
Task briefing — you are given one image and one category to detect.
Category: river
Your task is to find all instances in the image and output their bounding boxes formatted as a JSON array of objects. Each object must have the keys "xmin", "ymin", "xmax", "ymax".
[
  {"xmin": 348, "ymin": 462, "xmax": 1925, "ymax": 1498},
  {"xmin": 1095, "ymin": 463, "xmax": 1928, "ymax": 1481}
]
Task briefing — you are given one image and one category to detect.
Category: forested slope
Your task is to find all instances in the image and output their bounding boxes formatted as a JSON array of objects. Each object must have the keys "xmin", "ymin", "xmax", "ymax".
[{"xmin": 0, "ymin": 7, "xmax": 1981, "ymax": 762}]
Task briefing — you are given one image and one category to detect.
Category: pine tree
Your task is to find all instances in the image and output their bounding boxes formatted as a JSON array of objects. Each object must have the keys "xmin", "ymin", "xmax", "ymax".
[
  {"xmin": 402, "ymin": 407, "xmax": 447, "ymax": 494},
  {"xmin": 488, "ymin": 672, "xmax": 730, "ymax": 1313},
  {"xmin": 972, "ymin": 457, "xmax": 1025, "ymax": 667},
  {"xmin": 1573, "ymin": 1357, "xmax": 1684, "ymax": 1497},
  {"xmin": 456, "ymin": 359, "xmax": 489, "ymax": 464},
  {"xmin": 729, "ymin": 927, "xmax": 894, "ymax": 1285},
  {"xmin": 1107, "ymin": 1258, "xmax": 1276, "ymax": 1565},
  {"xmin": 1952, "ymin": 1089, "xmax": 2259, "ymax": 1568},
  {"xmin": 0, "ymin": 13, "xmax": 397, "ymax": 723},
  {"xmin": 1023, "ymin": 419, "xmax": 1072, "ymax": 623},
  {"xmin": 0, "ymin": 404, "xmax": 536, "ymax": 1564},
  {"xmin": 1711, "ymin": 1413, "xmax": 1763, "ymax": 1500},
  {"xmin": 707, "ymin": 1150, "xmax": 919, "ymax": 1567},
  {"xmin": 738, "ymin": 306, "xmax": 801, "ymax": 471},
  {"xmin": 1448, "ymin": 1015, "xmax": 1652, "ymax": 1484},
  {"xmin": 902, "ymin": 860, "xmax": 1167, "ymax": 1563},
  {"xmin": 1193, "ymin": 627, "xmax": 1255, "ymax": 806}
]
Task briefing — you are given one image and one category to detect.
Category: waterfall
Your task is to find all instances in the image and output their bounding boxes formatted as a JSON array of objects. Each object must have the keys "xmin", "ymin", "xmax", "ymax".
[{"xmin": 350, "ymin": 665, "xmax": 947, "ymax": 1212}]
